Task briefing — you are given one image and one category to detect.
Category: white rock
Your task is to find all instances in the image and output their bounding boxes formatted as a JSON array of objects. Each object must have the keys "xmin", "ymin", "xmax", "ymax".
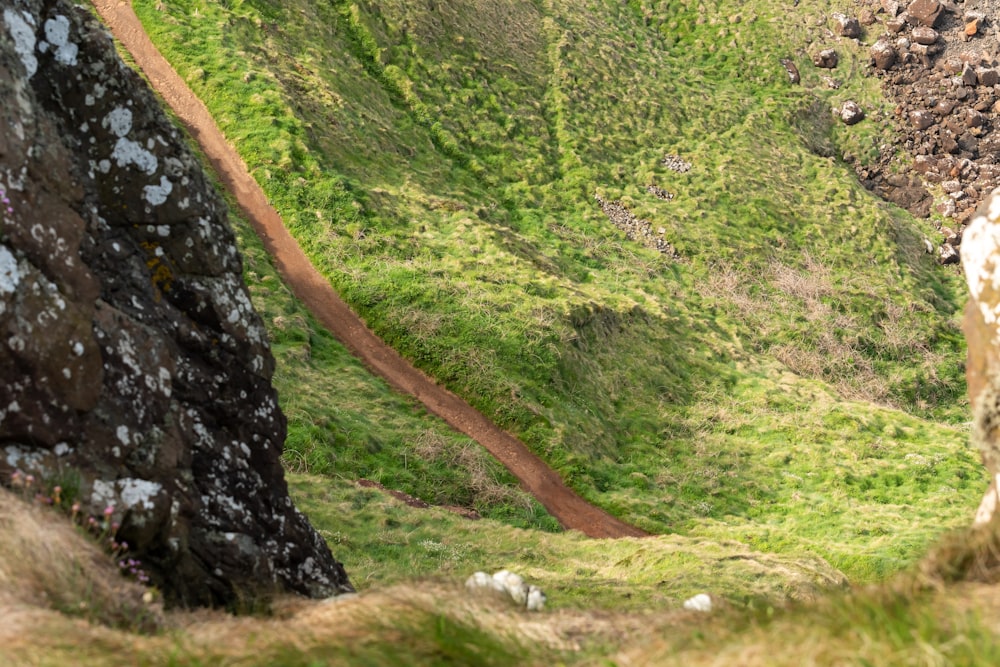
[
  {"xmin": 468, "ymin": 570, "xmax": 546, "ymax": 611},
  {"xmin": 526, "ymin": 585, "xmax": 546, "ymax": 611},
  {"xmin": 683, "ymin": 593, "xmax": 713, "ymax": 612},
  {"xmin": 465, "ymin": 571, "xmax": 491, "ymax": 590},
  {"xmin": 491, "ymin": 569, "xmax": 512, "ymax": 592},
  {"xmin": 504, "ymin": 573, "xmax": 527, "ymax": 605}
]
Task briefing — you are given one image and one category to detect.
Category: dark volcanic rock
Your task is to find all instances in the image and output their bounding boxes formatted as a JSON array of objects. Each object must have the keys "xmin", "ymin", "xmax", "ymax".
[
  {"xmin": 882, "ymin": 0, "xmax": 902, "ymax": 16},
  {"xmin": 911, "ymin": 26, "xmax": 939, "ymax": 45},
  {"xmin": 910, "ymin": 110, "xmax": 936, "ymax": 129},
  {"xmin": 781, "ymin": 58, "xmax": 801, "ymax": 84},
  {"xmin": 0, "ymin": 1, "xmax": 352, "ymax": 606}
]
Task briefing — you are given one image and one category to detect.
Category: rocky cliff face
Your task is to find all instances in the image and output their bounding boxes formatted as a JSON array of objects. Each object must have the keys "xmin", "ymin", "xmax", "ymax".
[{"xmin": 0, "ymin": 0, "xmax": 352, "ymax": 606}]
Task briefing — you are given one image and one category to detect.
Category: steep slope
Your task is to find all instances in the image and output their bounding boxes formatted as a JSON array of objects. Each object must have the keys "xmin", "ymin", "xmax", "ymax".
[
  {"xmin": 91, "ymin": 0, "xmax": 643, "ymax": 538},
  {"xmin": 133, "ymin": 0, "xmax": 984, "ymax": 578}
]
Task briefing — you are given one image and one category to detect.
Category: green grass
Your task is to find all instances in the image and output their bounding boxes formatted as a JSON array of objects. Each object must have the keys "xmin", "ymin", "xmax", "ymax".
[
  {"xmin": 288, "ymin": 473, "xmax": 846, "ymax": 612},
  {"xmin": 128, "ymin": 0, "xmax": 985, "ymax": 583},
  {"xmin": 210, "ymin": 133, "xmax": 561, "ymax": 531},
  {"xmin": 624, "ymin": 584, "xmax": 1000, "ymax": 666}
]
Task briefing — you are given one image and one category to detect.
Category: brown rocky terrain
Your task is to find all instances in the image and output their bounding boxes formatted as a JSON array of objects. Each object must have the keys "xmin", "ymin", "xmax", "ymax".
[
  {"xmin": 853, "ymin": 0, "xmax": 1000, "ymax": 262},
  {"xmin": 0, "ymin": 0, "xmax": 351, "ymax": 606}
]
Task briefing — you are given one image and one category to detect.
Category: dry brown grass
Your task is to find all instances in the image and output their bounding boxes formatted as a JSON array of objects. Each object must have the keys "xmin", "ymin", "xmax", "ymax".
[
  {"xmin": 4, "ymin": 484, "xmax": 999, "ymax": 667},
  {"xmin": 699, "ymin": 257, "xmax": 942, "ymax": 407},
  {"xmin": 0, "ymin": 496, "xmax": 641, "ymax": 667},
  {"xmin": 0, "ymin": 488, "xmax": 162, "ymax": 640},
  {"xmin": 412, "ymin": 430, "xmax": 537, "ymax": 511}
]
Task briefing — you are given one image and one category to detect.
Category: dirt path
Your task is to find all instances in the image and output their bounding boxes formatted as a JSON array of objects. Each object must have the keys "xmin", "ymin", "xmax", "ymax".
[{"xmin": 92, "ymin": 0, "xmax": 646, "ymax": 539}]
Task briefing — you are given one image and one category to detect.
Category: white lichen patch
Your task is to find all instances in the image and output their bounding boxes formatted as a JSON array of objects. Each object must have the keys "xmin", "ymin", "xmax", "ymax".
[
  {"xmin": 143, "ymin": 175, "xmax": 172, "ymax": 206},
  {"xmin": 961, "ymin": 190, "xmax": 1000, "ymax": 330},
  {"xmin": 5, "ymin": 445, "xmax": 45, "ymax": 471},
  {"xmin": 157, "ymin": 366, "xmax": 172, "ymax": 398},
  {"xmin": 104, "ymin": 107, "xmax": 132, "ymax": 137},
  {"xmin": 118, "ymin": 478, "xmax": 162, "ymax": 511},
  {"xmin": 42, "ymin": 15, "xmax": 77, "ymax": 67},
  {"xmin": 0, "ymin": 244, "xmax": 21, "ymax": 295},
  {"xmin": 111, "ymin": 137, "xmax": 158, "ymax": 175},
  {"xmin": 116, "ymin": 424, "xmax": 130, "ymax": 446},
  {"xmin": 104, "ymin": 108, "xmax": 159, "ymax": 175},
  {"xmin": 3, "ymin": 9, "xmax": 38, "ymax": 78},
  {"xmin": 90, "ymin": 479, "xmax": 116, "ymax": 510},
  {"xmin": 92, "ymin": 478, "xmax": 162, "ymax": 520}
]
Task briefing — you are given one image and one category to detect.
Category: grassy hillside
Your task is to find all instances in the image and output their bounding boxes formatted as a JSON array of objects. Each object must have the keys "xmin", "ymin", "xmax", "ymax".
[
  {"xmin": 7, "ymin": 480, "xmax": 1000, "ymax": 666},
  {"xmin": 129, "ymin": 0, "xmax": 984, "ymax": 582}
]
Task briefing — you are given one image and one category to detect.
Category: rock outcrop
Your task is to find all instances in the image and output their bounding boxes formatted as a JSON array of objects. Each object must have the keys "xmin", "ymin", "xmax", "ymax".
[
  {"xmin": 0, "ymin": 1, "xmax": 352, "ymax": 606},
  {"xmin": 962, "ymin": 189, "xmax": 1000, "ymax": 524}
]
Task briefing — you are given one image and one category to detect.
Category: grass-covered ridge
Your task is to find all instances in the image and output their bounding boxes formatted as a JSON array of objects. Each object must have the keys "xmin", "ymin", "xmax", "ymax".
[{"xmin": 132, "ymin": 0, "xmax": 983, "ymax": 579}]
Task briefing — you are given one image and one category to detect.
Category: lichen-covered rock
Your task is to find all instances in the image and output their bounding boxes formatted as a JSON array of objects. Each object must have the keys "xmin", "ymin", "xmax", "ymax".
[
  {"xmin": 813, "ymin": 48, "xmax": 838, "ymax": 69},
  {"xmin": 961, "ymin": 189, "xmax": 1000, "ymax": 524},
  {"xmin": 0, "ymin": 1, "xmax": 352, "ymax": 606},
  {"xmin": 832, "ymin": 14, "xmax": 862, "ymax": 39},
  {"xmin": 840, "ymin": 101, "xmax": 865, "ymax": 125},
  {"xmin": 870, "ymin": 40, "xmax": 897, "ymax": 70},
  {"xmin": 907, "ymin": 0, "xmax": 942, "ymax": 28}
]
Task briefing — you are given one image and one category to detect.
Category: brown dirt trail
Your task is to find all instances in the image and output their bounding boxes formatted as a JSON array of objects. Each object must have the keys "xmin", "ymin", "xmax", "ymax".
[{"xmin": 91, "ymin": 0, "xmax": 646, "ymax": 539}]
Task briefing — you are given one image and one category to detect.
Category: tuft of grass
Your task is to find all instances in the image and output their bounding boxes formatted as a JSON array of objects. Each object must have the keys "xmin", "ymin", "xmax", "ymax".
[
  {"xmin": 0, "ymin": 487, "xmax": 162, "ymax": 637},
  {"xmin": 919, "ymin": 512, "xmax": 1000, "ymax": 586}
]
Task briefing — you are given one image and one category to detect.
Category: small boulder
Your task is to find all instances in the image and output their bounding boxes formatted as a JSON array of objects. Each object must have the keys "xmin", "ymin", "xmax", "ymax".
[
  {"xmin": 962, "ymin": 63, "xmax": 979, "ymax": 87},
  {"xmin": 914, "ymin": 155, "xmax": 939, "ymax": 174},
  {"xmin": 881, "ymin": 0, "xmax": 902, "ymax": 16},
  {"xmin": 683, "ymin": 594, "xmax": 713, "ymax": 613},
  {"xmin": 780, "ymin": 58, "xmax": 801, "ymax": 84},
  {"xmin": 911, "ymin": 26, "xmax": 939, "ymax": 45},
  {"xmin": 911, "ymin": 110, "xmax": 936, "ymax": 130},
  {"xmin": 813, "ymin": 49, "xmax": 839, "ymax": 69},
  {"xmin": 466, "ymin": 570, "xmax": 546, "ymax": 611},
  {"xmin": 526, "ymin": 586, "xmax": 546, "ymax": 612},
  {"xmin": 934, "ymin": 99, "xmax": 956, "ymax": 115},
  {"xmin": 887, "ymin": 17, "xmax": 907, "ymax": 33},
  {"xmin": 841, "ymin": 101, "xmax": 865, "ymax": 125},
  {"xmin": 978, "ymin": 68, "xmax": 1000, "ymax": 87},
  {"xmin": 465, "ymin": 571, "xmax": 492, "ymax": 590},
  {"xmin": 939, "ymin": 242, "xmax": 960, "ymax": 264},
  {"xmin": 832, "ymin": 13, "xmax": 862, "ymax": 38},
  {"xmin": 907, "ymin": 0, "xmax": 942, "ymax": 27},
  {"xmin": 871, "ymin": 40, "xmax": 897, "ymax": 70}
]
